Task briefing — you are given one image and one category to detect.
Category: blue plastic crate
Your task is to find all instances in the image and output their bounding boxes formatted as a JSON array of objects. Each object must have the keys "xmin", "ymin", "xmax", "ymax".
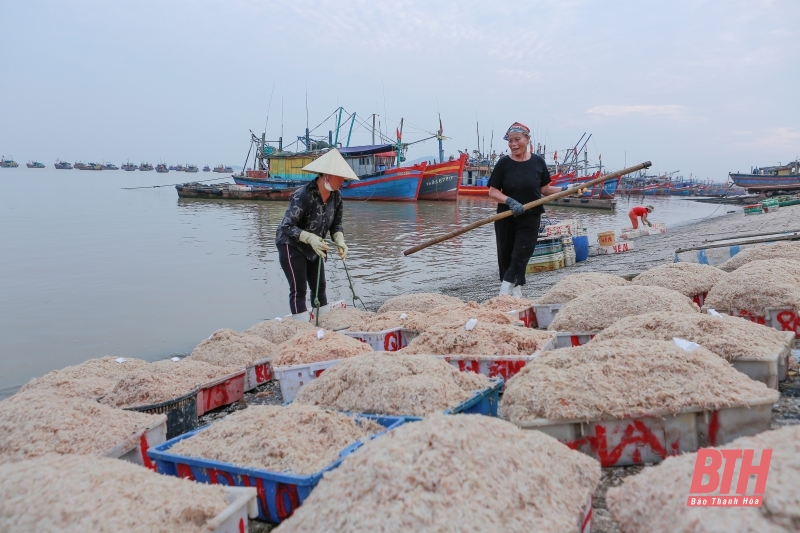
[
  {"xmin": 147, "ymin": 413, "xmax": 404, "ymax": 524},
  {"xmin": 401, "ymin": 377, "xmax": 503, "ymax": 421}
]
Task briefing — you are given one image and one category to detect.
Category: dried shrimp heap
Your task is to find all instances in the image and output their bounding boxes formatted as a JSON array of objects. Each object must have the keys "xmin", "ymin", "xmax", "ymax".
[
  {"xmin": 402, "ymin": 301, "xmax": 519, "ymax": 331},
  {"xmin": 401, "ymin": 321, "xmax": 552, "ymax": 356},
  {"xmin": 0, "ymin": 391, "xmax": 161, "ymax": 462},
  {"xmin": 318, "ymin": 307, "xmax": 375, "ymax": 331},
  {"xmin": 188, "ymin": 328, "xmax": 277, "ymax": 367},
  {"xmin": 631, "ymin": 262, "xmax": 726, "ymax": 297},
  {"xmin": 275, "ymin": 414, "xmax": 601, "ymax": 533},
  {"xmin": 294, "ymin": 353, "xmax": 493, "ymax": 417},
  {"xmin": 703, "ymin": 258, "xmax": 800, "ymax": 315},
  {"xmin": 169, "ymin": 404, "xmax": 383, "ymax": 475},
  {"xmin": 243, "ymin": 318, "xmax": 319, "ymax": 344},
  {"xmin": 548, "ymin": 285, "xmax": 698, "ymax": 331},
  {"xmin": 17, "ymin": 356, "xmax": 148, "ymax": 399},
  {"xmin": 481, "ymin": 294, "xmax": 534, "ymax": 311},
  {"xmin": 592, "ymin": 311, "xmax": 790, "ymax": 361},
  {"xmin": 377, "ymin": 292, "xmax": 463, "ymax": 314},
  {"xmin": 502, "ymin": 339, "xmax": 778, "ymax": 422},
  {"xmin": 607, "ymin": 425, "xmax": 800, "ymax": 533},
  {"xmin": 0, "ymin": 454, "xmax": 230, "ymax": 533},
  {"xmin": 99, "ymin": 358, "xmax": 240, "ymax": 408},
  {"xmin": 345, "ymin": 311, "xmax": 428, "ymax": 333},
  {"xmin": 272, "ymin": 330, "xmax": 373, "ymax": 367},
  {"xmin": 718, "ymin": 240, "xmax": 800, "ymax": 272},
  {"xmin": 534, "ymin": 272, "xmax": 629, "ymax": 305}
]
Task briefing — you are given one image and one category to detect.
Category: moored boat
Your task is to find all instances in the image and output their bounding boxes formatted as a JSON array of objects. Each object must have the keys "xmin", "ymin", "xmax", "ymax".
[
  {"xmin": 176, "ymin": 182, "xmax": 298, "ymax": 200},
  {"xmin": 730, "ymin": 161, "xmax": 800, "ymax": 193},
  {"xmin": 202, "ymin": 165, "xmax": 210, "ymax": 172},
  {"xmin": 223, "ymin": 166, "xmax": 233, "ymax": 173},
  {"xmin": 185, "ymin": 164, "xmax": 199, "ymax": 173},
  {"xmin": 54, "ymin": 159, "xmax": 72, "ymax": 169},
  {"xmin": 213, "ymin": 164, "xmax": 225, "ymax": 173},
  {"xmin": 74, "ymin": 161, "xmax": 87, "ymax": 170},
  {"xmin": 168, "ymin": 165, "xmax": 177, "ymax": 171},
  {"xmin": 84, "ymin": 162, "xmax": 103, "ymax": 170},
  {"xmin": 139, "ymin": 162, "xmax": 154, "ymax": 171},
  {"xmin": 121, "ymin": 161, "xmax": 137, "ymax": 171},
  {"xmin": 418, "ymin": 153, "xmax": 466, "ymax": 201},
  {"xmin": 101, "ymin": 162, "xmax": 119, "ymax": 170},
  {"xmin": 175, "ymin": 164, "xmax": 185, "ymax": 172},
  {"xmin": 156, "ymin": 163, "xmax": 169, "ymax": 173},
  {"xmin": 0, "ymin": 156, "xmax": 19, "ymax": 168},
  {"xmin": 26, "ymin": 160, "xmax": 45, "ymax": 168}
]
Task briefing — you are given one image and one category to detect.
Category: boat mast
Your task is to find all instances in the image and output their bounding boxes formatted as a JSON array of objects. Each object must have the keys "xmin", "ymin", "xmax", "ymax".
[
  {"xmin": 334, "ymin": 107, "xmax": 343, "ymax": 148},
  {"xmin": 437, "ymin": 113, "xmax": 444, "ymax": 163},
  {"xmin": 372, "ymin": 114, "xmax": 376, "ymax": 145},
  {"xmin": 397, "ymin": 118, "xmax": 404, "ymax": 167},
  {"xmin": 346, "ymin": 112, "xmax": 356, "ymax": 147}
]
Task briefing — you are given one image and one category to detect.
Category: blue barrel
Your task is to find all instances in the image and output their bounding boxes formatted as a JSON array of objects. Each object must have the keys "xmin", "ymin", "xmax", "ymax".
[{"xmin": 573, "ymin": 235, "xmax": 589, "ymax": 262}]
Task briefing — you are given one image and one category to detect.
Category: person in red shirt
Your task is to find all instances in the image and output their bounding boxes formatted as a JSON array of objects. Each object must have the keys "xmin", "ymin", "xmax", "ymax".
[{"xmin": 628, "ymin": 205, "xmax": 654, "ymax": 229}]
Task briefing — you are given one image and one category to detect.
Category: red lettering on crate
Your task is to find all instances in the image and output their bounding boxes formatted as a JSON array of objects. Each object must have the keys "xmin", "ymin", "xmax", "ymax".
[
  {"xmin": 708, "ymin": 410, "xmax": 720, "ymax": 446},
  {"xmin": 518, "ymin": 309, "xmax": 535, "ymax": 328},
  {"xmin": 487, "ymin": 360, "xmax": 527, "ymax": 381},
  {"xmin": 580, "ymin": 505, "xmax": 592, "ymax": 533},
  {"xmin": 239, "ymin": 518, "xmax": 246, "ymax": 533},
  {"xmin": 457, "ymin": 360, "xmax": 480, "ymax": 374},
  {"xmin": 383, "ymin": 330, "xmax": 400, "ymax": 351},
  {"xmin": 209, "ymin": 468, "xmax": 235, "ymax": 486},
  {"xmin": 774, "ymin": 310, "xmax": 800, "ymax": 334},
  {"xmin": 176, "ymin": 463, "xmax": 195, "ymax": 480},
  {"xmin": 570, "ymin": 334, "xmax": 594, "ymax": 347},
  {"xmin": 254, "ymin": 363, "xmax": 272, "ymax": 384},
  {"xmin": 567, "ymin": 420, "xmax": 670, "ymax": 466},
  {"xmin": 242, "ymin": 477, "xmax": 271, "ymax": 521},
  {"xmin": 315, "ymin": 368, "xmax": 326, "ymax": 378},
  {"xmin": 275, "ymin": 483, "xmax": 301, "ymax": 519},
  {"xmin": 735, "ymin": 310, "xmax": 766, "ymax": 325},
  {"xmin": 692, "ymin": 293, "xmax": 708, "ymax": 307},
  {"xmin": 139, "ymin": 433, "xmax": 156, "ymax": 471}
]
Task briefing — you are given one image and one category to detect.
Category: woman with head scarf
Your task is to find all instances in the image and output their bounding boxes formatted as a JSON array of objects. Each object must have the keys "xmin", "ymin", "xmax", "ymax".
[
  {"xmin": 275, "ymin": 149, "xmax": 359, "ymax": 320},
  {"xmin": 487, "ymin": 122, "xmax": 565, "ymax": 297}
]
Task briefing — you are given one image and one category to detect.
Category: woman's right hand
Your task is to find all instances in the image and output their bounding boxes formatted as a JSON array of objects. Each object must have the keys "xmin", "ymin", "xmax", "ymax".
[{"xmin": 505, "ymin": 197, "xmax": 526, "ymax": 217}]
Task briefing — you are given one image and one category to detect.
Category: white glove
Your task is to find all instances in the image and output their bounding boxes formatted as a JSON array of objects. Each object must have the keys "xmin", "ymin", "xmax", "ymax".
[
  {"xmin": 299, "ymin": 230, "xmax": 329, "ymax": 259},
  {"xmin": 333, "ymin": 232, "xmax": 348, "ymax": 261}
]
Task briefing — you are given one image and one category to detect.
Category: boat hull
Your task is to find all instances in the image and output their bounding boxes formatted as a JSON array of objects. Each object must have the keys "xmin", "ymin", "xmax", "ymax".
[
  {"xmin": 339, "ymin": 166, "xmax": 425, "ymax": 202},
  {"xmin": 546, "ymin": 197, "xmax": 616, "ymax": 210},
  {"xmin": 730, "ymin": 173, "xmax": 800, "ymax": 192},
  {"xmin": 418, "ymin": 155, "xmax": 466, "ymax": 201},
  {"xmin": 176, "ymin": 183, "xmax": 299, "ymax": 200},
  {"xmin": 457, "ymin": 185, "xmax": 489, "ymax": 196}
]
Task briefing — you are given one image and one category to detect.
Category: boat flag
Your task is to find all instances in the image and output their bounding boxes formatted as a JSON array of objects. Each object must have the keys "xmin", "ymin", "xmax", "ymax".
[
  {"xmin": 396, "ymin": 127, "xmax": 402, "ymax": 141},
  {"xmin": 553, "ymin": 150, "xmax": 558, "ymax": 161}
]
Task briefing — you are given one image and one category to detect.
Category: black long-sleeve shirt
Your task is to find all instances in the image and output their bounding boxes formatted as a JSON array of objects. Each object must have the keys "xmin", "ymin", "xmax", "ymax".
[{"xmin": 275, "ymin": 179, "xmax": 344, "ymax": 260}]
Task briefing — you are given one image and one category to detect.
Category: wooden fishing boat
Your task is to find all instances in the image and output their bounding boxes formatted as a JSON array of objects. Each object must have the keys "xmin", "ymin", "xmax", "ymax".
[
  {"xmin": 418, "ymin": 154, "xmax": 466, "ymax": 201},
  {"xmin": 730, "ymin": 161, "xmax": 800, "ymax": 192},
  {"xmin": 176, "ymin": 182, "xmax": 299, "ymax": 200}
]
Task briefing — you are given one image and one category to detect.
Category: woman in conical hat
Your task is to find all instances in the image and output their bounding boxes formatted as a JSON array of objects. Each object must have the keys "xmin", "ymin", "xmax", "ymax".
[{"xmin": 275, "ymin": 149, "xmax": 359, "ymax": 320}]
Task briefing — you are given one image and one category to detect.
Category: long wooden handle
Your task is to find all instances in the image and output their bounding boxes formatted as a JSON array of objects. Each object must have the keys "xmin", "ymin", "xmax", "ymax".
[{"xmin": 402, "ymin": 161, "xmax": 652, "ymax": 256}]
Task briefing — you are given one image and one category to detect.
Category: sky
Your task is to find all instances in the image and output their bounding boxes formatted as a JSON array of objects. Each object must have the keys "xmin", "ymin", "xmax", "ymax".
[{"xmin": 1, "ymin": 0, "xmax": 798, "ymax": 180}]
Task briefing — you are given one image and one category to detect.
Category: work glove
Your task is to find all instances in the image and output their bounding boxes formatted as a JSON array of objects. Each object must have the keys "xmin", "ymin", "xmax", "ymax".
[
  {"xmin": 571, "ymin": 186, "xmax": 588, "ymax": 197},
  {"xmin": 505, "ymin": 197, "xmax": 526, "ymax": 217},
  {"xmin": 299, "ymin": 230, "xmax": 330, "ymax": 259},
  {"xmin": 332, "ymin": 232, "xmax": 348, "ymax": 261}
]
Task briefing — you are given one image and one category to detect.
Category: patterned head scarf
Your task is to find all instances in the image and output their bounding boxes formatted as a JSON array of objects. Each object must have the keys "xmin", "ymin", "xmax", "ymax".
[{"xmin": 503, "ymin": 122, "xmax": 530, "ymax": 140}]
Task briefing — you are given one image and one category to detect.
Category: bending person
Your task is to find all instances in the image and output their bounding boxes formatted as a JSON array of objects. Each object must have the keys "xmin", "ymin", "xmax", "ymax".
[
  {"xmin": 488, "ymin": 122, "xmax": 564, "ymax": 297},
  {"xmin": 628, "ymin": 205, "xmax": 654, "ymax": 229},
  {"xmin": 275, "ymin": 149, "xmax": 358, "ymax": 320}
]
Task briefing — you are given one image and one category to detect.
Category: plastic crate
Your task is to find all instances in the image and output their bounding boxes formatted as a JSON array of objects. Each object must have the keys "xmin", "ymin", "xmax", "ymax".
[
  {"xmin": 438, "ymin": 356, "xmax": 537, "ymax": 387},
  {"xmin": 104, "ymin": 414, "xmax": 167, "ymax": 471},
  {"xmin": 551, "ymin": 331, "xmax": 599, "ymax": 349},
  {"xmin": 210, "ymin": 487, "xmax": 259, "ymax": 533},
  {"xmin": 620, "ymin": 229, "xmax": 647, "ymax": 240},
  {"xmin": 124, "ymin": 389, "xmax": 198, "ymax": 440},
  {"xmin": 691, "ymin": 292, "xmax": 708, "ymax": 307},
  {"xmin": 533, "ymin": 303, "xmax": 563, "ymax": 329},
  {"xmin": 342, "ymin": 327, "xmax": 411, "ymax": 351},
  {"xmin": 245, "ymin": 358, "xmax": 273, "ymax": 392},
  {"xmin": 402, "ymin": 377, "xmax": 503, "ymax": 421},
  {"xmin": 531, "ymin": 242, "xmax": 563, "ymax": 257},
  {"xmin": 273, "ymin": 359, "xmax": 343, "ymax": 403},
  {"xmin": 510, "ymin": 398, "xmax": 775, "ymax": 467},
  {"xmin": 505, "ymin": 305, "xmax": 537, "ymax": 328},
  {"xmin": 596, "ymin": 242, "xmax": 634, "ymax": 255},
  {"xmin": 722, "ymin": 307, "xmax": 800, "ymax": 337},
  {"xmin": 148, "ymin": 414, "xmax": 404, "ymax": 523},
  {"xmin": 197, "ymin": 370, "xmax": 246, "ymax": 416},
  {"xmin": 526, "ymin": 251, "xmax": 565, "ymax": 274}
]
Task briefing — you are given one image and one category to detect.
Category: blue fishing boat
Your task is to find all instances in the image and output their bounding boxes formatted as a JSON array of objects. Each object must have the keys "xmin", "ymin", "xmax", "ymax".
[
  {"xmin": 26, "ymin": 160, "xmax": 45, "ymax": 168},
  {"xmin": 1, "ymin": 156, "xmax": 19, "ymax": 168},
  {"xmin": 54, "ymin": 159, "xmax": 72, "ymax": 169},
  {"xmin": 730, "ymin": 161, "xmax": 800, "ymax": 193},
  {"xmin": 337, "ymin": 145, "xmax": 425, "ymax": 201}
]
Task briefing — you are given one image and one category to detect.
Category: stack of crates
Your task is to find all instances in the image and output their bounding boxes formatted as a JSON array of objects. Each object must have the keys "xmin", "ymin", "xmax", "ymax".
[
  {"xmin": 744, "ymin": 204, "xmax": 763, "ymax": 216},
  {"xmin": 761, "ymin": 198, "xmax": 780, "ymax": 213}
]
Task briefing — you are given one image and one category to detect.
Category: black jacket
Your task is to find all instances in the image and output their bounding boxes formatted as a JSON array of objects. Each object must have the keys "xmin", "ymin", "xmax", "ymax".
[{"xmin": 275, "ymin": 179, "xmax": 344, "ymax": 260}]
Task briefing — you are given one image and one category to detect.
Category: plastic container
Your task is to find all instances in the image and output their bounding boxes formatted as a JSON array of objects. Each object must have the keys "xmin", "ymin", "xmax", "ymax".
[
  {"xmin": 105, "ymin": 414, "xmax": 167, "ymax": 471},
  {"xmin": 526, "ymin": 251, "xmax": 565, "ymax": 274},
  {"xmin": 550, "ymin": 331, "xmax": 599, "ymax": 349},
  {"xmin": 125, "ymin": 389, "xmax": 199, "ymax": 440},
  {"xmin": 510, "ymin": 399, "xmax": 775, "ymax": 467},
  {"xmin": 148, "ymin": 414, "xmax": 404, "ymax": 524},
  {"xmin": 649, "ymin": 222, "xmax": 668, "ymax": 234},
  {"xmin": 573, "ymin": 235, "xmax": 590, "ymax": 262},
  {"xmin": 342, "ymin": 327, "xmax": 411, "ymax": 352},
  {"xmin": 690, "ymin": 292, "xmax": 708, "ymax": 307},
  {"xmin": 531, "ymin": 241, "xmax": 563, "ymax": 257},
  {"xmin": 197, "ymin": 370, "xmax": 247, "ymax": 416},
  {"xmin": 596, "ymin": 241, "xmax": 634, "ymax": 255},
  {"xmin": 597, "ymin": 231, "xmax": 615, "ymax": 246},
  {"xmin": 245, "ymin": 358, "xmax": 273, "ymax": 392},
  {"xmin": 533, "ymin": 303, "xmax": 563, "ymax": 329},
  {"xmin": 401, "ymin": 377, "xmax": 503, "ymax": 421},
  {"xmin": 273, "ymin": 359, "xmax": 343, "ymax": 403},
  {"xmin": 505, "ymin": 305, "xmax": 536, "ymax": 328},
  {"xmin": 619, "ymin": 228, "xmax": 647, "ymax": 240},
  {"xmin": 564, "ymin": 247, "xmax": 576, "ymax": 267}
]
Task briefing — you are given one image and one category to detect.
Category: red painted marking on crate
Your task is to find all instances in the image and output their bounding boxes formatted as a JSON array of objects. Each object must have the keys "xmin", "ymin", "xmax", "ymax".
[
  {"xmin": 209, "ymin": 468, "xmax": 235, "ymax": 486},
  {"xmin": 735, "ymin": 310, "xmax": 766, "ymax": 325},
  {"xmin": 383, "ymin": 330, "xmax": 401, "ymax": 351},
  {"xmin": 519, "ymin": 308, "xmax": 535, "ymax": 328},
  {"xmin": 487, "ymin": 360, "xmax": 527, "ymax": 381},
  {"xmin": 275, "ymin": 483, "xmax": 300, "ymax": 519},
  {"xmin": 457, "ymin": 360, "xmax": 480, "ymax": 374},
  {"xmin": 569, "ymin": 334, "xmax": 594, "ymax": 347},
  {"xmin": 315, "ymin": 368, "xmax": 326, "ymax": 378},
  {"xmin": 692, "ymin": 293, "xmax": 707, "ymax": 307},
  {"xmin": 254, "ymin": 363, "xmax": 272, "ymax": 384},
  {"xmin": 708, "ymin": 410, "xmax": 721, "ymax": 447},
  {"xmin": 139, "ymin": 433, "xmax": 156, "ymax": 471},
  {"xmin": 568, "ymin": 421, "xmax": 669, "ymax": 466},
  {"xmin": 774, "ymin": 310, "xmax": 800, "ymax": 334},
  {"xmin": 242, "ymin": 476, "xmax": 271, "ymax": 521},
  {"xmin": 176, "ymin": 463, "xmax": 195, "ymax": 480},
  {"xmin": 632, "ymin": 449, "xmax": 642, "ymax": 463},
  {"xmin": 239, "ymin": 518, "xmax": 246, "ymax": 533},
  {"xmin": 202, "ymin": 375, "xmax": 245, "ymax": 413},
  {"xmin": 581, "ymin": 505, "xmax": 592, "ymax": 533}
]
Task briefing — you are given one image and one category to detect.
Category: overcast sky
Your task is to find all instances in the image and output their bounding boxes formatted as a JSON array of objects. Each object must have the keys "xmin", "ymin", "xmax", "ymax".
[{"xmin": 2, "ymin": 0, "xmax": 798, "ymax": 180}]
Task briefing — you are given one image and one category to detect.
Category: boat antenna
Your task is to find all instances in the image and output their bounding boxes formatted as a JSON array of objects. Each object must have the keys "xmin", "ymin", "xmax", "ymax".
[
  {"xmin": 281, "ymin": 97, "xmax": 284, "ymax": 147},
  {"xmin": 382, "ymin": 79, "xmax": 388, "ymax": 139},
  {"xmin": 263, "ymin": 84, "xmax": 275, "ymax": 137},
  {"xmin": 305, "ymin": 84, "xmax": 309, "ymax": 132}
]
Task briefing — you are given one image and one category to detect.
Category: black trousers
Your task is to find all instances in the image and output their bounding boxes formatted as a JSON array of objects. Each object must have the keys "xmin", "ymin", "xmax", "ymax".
[
  {"xmin": 278, "ymin": 243, "xmax": 327, "ymax": 314},
  {"xmin": 494, "ymin": 214, "xmax": 541, "ymax": 286}
]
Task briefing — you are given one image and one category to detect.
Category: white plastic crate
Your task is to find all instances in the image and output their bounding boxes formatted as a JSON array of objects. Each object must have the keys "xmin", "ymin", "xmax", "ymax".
[
  {"xmin": 648, "ymin": 222, "xmax": 667, "ymax": 234},
  {"xmin": 596, "ymin": 241, "xmax": 634, "ymax": 254},
  {"xmin": 209, "ymin": 487, "xmax": 259, "ymax": 533},
  {"xmin": 105, "ymin": 415, "xmax": 167, "ymax": 469},
  {"xmin": 505, "ymin": 305, "xmax": 536, "ymax": 328},
  {"xmin": 533, "ymin": 303, "xmax": 563, "ymax": 329},
  {"xmin": 273, "ymin": 359, "xmax": 343, "ymax": 403},
  {"xmin": 550, "ymin": 331, "xmax": 599, "ymax": 349},
  {"xmin": 343, "ymin": 327, "xmax": 410, "ymax": 352},
  {"xmin": 436, "ymin": 355, "xmax": 537, "ymax": 385},
  {"xmin": 718, "ymin": 307, "xmax": 800, "ymax": 337},
  {"xmin": 511, "ymin": 399, "xmax": 775, "ymax": 467},
  {"xmin": 619, "ymin": 229, "xmax": 647, "ymax": 240},
  {"xmin": 244, "ymin": 357, "xmax": 273, "ymax": 391}
]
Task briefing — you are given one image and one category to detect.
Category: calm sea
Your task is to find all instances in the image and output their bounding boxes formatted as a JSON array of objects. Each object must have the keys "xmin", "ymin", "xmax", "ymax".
[{"xmin": 0, "ymin": 167, "xmax": 737, "ymax": 394}]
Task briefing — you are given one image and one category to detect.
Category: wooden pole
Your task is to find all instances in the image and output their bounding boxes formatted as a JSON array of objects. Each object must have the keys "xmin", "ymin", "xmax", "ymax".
[{"xmin": 402, "ymin": 161, "xmax": 652, "ymax": 256}]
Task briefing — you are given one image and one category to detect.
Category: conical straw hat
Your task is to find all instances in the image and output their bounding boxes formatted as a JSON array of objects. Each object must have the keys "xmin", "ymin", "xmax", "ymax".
[{"xmin": 301, "ymin": 149, "xmax": 359, "ymax": 181}]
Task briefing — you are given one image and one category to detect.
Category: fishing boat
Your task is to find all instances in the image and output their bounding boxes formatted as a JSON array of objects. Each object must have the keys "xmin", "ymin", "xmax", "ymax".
[
  {"xmin": 140, "ymin": 162, "xmax": 154, "ymax": 171},
  {"xmin": 202, "ymin": 165, "xmax": 211, "ymax": 172},
  {"xmin": 418, "ymin": 153, "xmax": 466, "ymax": 201},
  {"xmin": 26, "ymin": 161, "xmax": 45, "ymax": 168},
  {"xmin": 54, "ymin": 160, "xmax": 72, "ymax": 169},
  {"xmin": 223, "ymin": 165, "xmax": 233, "ymax": 173},
  {"xmin": 1, "ymin": 156, "xmax": 19, "ymax": 168},
  {"xmin": 175, "ymin": 164, "xmax": 185, "ymax": 172},
  {"xmin": 176, "ymin": 182, "xmax": 297, "ymax": 200},
  {"xmin": 101, "ymin": 162, "xmax": 119, "ymax": 170},
  {"xmin": 168, "ymin": 165, "xmax": 177, "ymax": 171},
  {"xmin": 730, "ymin": 161, "xmax": 800, "ymax": 193},
  {"xmin": 74, "ymin": 161, "xmax": 87, "ymax": 170},
  {"xmin": 185, "ymin": 164, "xmax": 199, "ymax": 173},
  {"xmin": 121, "ymin": 161, "xmax": 137, "ymax": 171},
  {"xmin": 156, "ymin": 163, "xmax": 169, "ymax": 173},
  {"xmin": 213, "ymin": 164, "xmax": 225, "ymax": 173},
  {"xmin": 84, "ymin": 162, "xmax": 103, "ymax": 170}
]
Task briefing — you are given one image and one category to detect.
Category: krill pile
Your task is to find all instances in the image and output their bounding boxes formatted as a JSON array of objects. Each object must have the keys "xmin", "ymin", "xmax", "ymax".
[
  {"xmin": 188, "ymin": 328, "xmax": 277, "ymax": 368},
  {"xmin": 17, "ymin": 356, "xmax": 148, "ymax": 399},
  {"xmin": 703, "ymin": 258, "xmax": 800, "ymax": 315},
  {"xmin": 377, "ymin": 293, "xmax": 463, "ymax": 314},
  {"xmin": 401, "ymin": 321, "xmax": 551, "ymax": 356},
  {"xmin": 718, "ymin": 240, "xmax": 800, "ymax": 272},
  {"xmin": 272, "ymin": 330, "xmax": 373, "ymax": 367},
  {"xmin": 534, "ymin": 272, "xmax": 628, "ymax": 305},
  {"xmin": 631, "ymin": 262, "xmax": 725, "ymax": 297},
  {"xmin": 243, "ymin": 318, "xmax": 319, "ymax": 344}
]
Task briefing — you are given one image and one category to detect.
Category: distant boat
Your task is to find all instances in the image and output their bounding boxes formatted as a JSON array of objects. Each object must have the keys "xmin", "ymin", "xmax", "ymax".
[
  {"xmin": 74, "ymin": 162, "xmax": 87, "ymax": 170},
  {"xmin": 185, "ymin": 164, "xmax": 199, "ymax": 173},
  {"xmin": 54, "ymin": 159, "xmax": 73, "ymax": 169},
  {"xmin": 213, "ymin": 164, "xmax": 226, "ymax": 173},
  {"xmin": 101, "ymin": 162, "xmax": 119, "ymax": 170},
  {"xmin": 121, "ymin": 161, "xmax": 137, "ymax": 171},
  {"xmin": 168, "ymin": 165, "xmax": 177, "ymax": 171},
  {"xmin": 26, "ymin": 160, "xmax": 45, "ymax": 168},
  {"xmin": 84, "ymin": 162, "xmax": 103, "ymax": 170},
  {"xmin": 223, "ymin": 166, "xmax": 233, "ymax": 173},
  {"xmin": 175, "ymin": 164, "xmax": 185, "ymax": 172},
  {"xmin": 139, "ymin": 162, "xmax": 154, "ymax": 171},
  {"xmin": 1, "ymin": 156, "xmax": 19, "ymax": 168},
  {"xmin": 202, "ymin": 165, "xmax": 211, "ymax": 172},
  {"xmin": 156, "ymin": 163, "xmax": 169, "ymax": 173}
]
